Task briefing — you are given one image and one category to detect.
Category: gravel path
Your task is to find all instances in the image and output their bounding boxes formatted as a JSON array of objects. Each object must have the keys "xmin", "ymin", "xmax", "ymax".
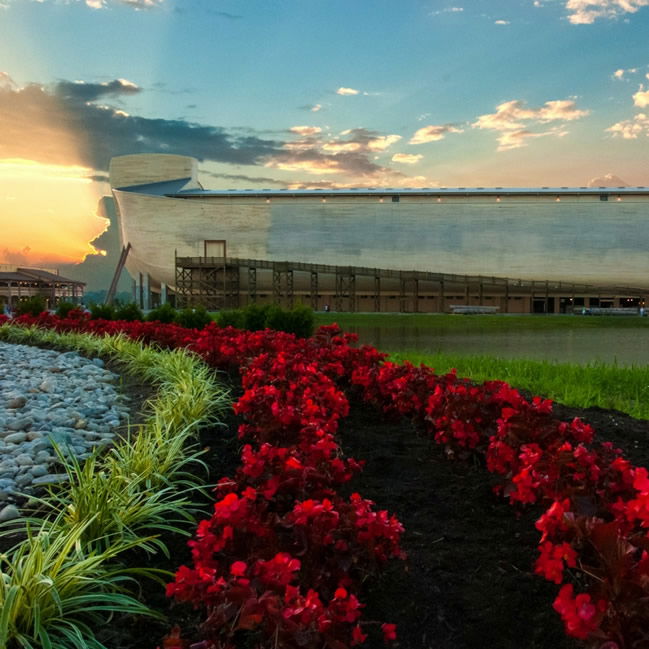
[{"xmin": 0, "ymin": 342, "xmax": 131, "ymax": 520}]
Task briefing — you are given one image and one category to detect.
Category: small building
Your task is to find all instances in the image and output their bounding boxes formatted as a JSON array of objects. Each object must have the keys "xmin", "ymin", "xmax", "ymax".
[{"xmin": 0, "ymin": 265, "xmax": 85, "ymax": 310}]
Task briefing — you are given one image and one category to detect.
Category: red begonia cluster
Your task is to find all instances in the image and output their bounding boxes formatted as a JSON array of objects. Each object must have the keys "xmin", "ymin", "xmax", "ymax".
[{"xmin": 8, "ymin": 310, "xmax": 649, "ymax": 648}]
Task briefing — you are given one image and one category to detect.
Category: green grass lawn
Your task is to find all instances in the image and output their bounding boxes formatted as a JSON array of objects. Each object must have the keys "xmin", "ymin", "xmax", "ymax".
[
  {"xmin": 314, "ymin": 312, "xmax": 649, "ymax": 333},
  {"xmin": 385, "ymin": 350, "xmax": 649, "ymax": 420},
  {"xmin": 312, "ymin": 313, "xmax": 649, "ymax": 419}
]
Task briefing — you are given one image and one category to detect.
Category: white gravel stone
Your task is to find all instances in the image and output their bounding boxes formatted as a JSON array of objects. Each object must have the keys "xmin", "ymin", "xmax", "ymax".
[
  {"xmin": 4, "ymin": 432, "xmax": 27, "ymax": 444},
  {"xmin": 0, "ymin": 504, "xmax": 21, "ymax": 522},
  {"xmin": 0, "ymin": 341, "xmax": 133, "ymax": 508}
]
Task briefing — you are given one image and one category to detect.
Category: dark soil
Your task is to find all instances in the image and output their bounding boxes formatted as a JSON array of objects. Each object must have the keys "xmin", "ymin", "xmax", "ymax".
[
  {"xmin": 96, "ymin": 390, "xmax": 649, "ymax": 649},
  {"xmin": 6, "ymin": 345, "xmax": 649, "ymax": 648}
]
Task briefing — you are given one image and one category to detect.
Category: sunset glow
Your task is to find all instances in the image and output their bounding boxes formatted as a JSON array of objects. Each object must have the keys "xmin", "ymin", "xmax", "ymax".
[{"xmin": 0, "ymin": 159, "xmax": 107, "ymax": 265}]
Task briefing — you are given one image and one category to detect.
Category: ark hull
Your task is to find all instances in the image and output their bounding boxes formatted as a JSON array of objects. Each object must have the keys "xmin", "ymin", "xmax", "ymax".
[{"xmin": 109, "ymin": 154, "xmax": 649, "ymax": 294}]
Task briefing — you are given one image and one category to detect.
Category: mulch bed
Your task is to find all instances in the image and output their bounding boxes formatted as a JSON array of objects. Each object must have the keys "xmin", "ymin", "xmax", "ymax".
[{"xmin": 96, "ymin": 387, "xmax": 649, "ymax": 649}]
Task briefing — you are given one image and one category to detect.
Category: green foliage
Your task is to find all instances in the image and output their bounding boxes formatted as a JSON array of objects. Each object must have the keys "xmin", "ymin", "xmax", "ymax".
[
  {"xmin": 146, "ymin": 302, "xmax": 177, "ymax": 323},
  {"xmin": 174, "ymin": 304, "xmax": 212, "ymax": 329},
  {"xmin": 114, "ymin": 302, "xmax": 144, "ymax": 322},
  {"xmin": 264, "ymin": 304, "xmax": 289, "ymax": 333},
  {"xmin": 83, "ymin": 290, "xmax": 132, "ymax": 306},
  {"xmin": 264, "ymin": 303, "xmax": 314, "ymax": 337},
  {"xmin": 14, "ymin": 296, "xmax": 47, "ymax": 317},
  {"xmin": 284, "ymin": 303, "xmax": 315, "ymax": 338},
  {"xmin": 216, "ymin": 309, "xmax": 246, "ymax": 329},
  {"xmin": 55, "ymin": 301, "xmax": 78, "ymax": 318},
  {"xmin": 89, "ymin": 303, "xmax": 115, "ymax": 320},
  {"xmin": 243, "ymin": 303, "xmax": 270, "ymax": 331},
  {"xmin": 216, "ymin": 303, "xmax": 314, "ymax": 337}
]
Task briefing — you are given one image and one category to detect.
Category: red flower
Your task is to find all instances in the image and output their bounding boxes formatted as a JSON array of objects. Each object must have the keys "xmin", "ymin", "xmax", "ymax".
[
  {"xmin": 552, "ymin": 584, "xmax": 607, "ymax": 639},
  {"xmin": 351, "ymin": 625, "xmax": 367, "ymax": 645},
  {"xmin": 230, "ymin": 561, "xmax": 247, "ymax": 576},
  {"xmin": 534, "ymin": 541, "xmax": 578, "ymax": 584},
  {"xmin": 381, "ymin": 622, "xmax": 397, "ymax": 643}
]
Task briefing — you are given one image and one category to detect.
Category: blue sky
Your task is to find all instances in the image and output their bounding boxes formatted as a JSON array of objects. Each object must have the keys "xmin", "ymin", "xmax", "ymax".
[{"xmin": 1, "ymin": 0, "xmax": 649, "ymax": 264}]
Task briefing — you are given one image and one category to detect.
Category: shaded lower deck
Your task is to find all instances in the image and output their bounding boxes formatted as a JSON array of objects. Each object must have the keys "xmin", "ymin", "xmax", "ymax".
[{"xmin": 169, "ymin": 256, "xmax": 647, "ymax": 314}]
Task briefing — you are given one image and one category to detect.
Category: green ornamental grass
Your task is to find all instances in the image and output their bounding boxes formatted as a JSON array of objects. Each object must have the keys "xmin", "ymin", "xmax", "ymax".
[{"xmin": 0, "ymin": 323, "xmax": 230, "ymax": 648}]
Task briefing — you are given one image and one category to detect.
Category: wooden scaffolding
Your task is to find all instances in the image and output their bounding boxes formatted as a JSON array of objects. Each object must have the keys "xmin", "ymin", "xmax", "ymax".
[{"xmin": 173, "ymin": 255, "xmax": 648, "ymax": 314}]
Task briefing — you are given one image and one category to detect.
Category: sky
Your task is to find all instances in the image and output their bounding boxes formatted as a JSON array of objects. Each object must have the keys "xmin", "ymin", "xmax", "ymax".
[{"xmin": 1, "ymin": 0, "xmax": 649, "ymax": 268}]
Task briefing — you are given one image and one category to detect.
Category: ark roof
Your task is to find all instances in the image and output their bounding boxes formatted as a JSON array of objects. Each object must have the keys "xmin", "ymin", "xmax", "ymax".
[{"xmin": 170, "ymin": 186, "xmax": 647, "ymax": 197}]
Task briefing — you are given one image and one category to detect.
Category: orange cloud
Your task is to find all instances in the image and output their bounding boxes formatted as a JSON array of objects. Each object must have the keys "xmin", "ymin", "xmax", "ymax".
[
  {"xmin": 633, "ymin": 86, "xmax": 649, "ymax": 107},
  {"xmin": 473, "ymin": 98, "xmax": 588, "ymax": 151},
  {"xmin": 566, "ymin": 0, "xmax": 649, "ymax": 24},
  {"xmin": 606, "ymin": 113, "xmax": 649, "ymax": 138},
  {"xmin": 410, "ymin": 124, "xmax": 464, "ymax": 144},
  {"xmin": 265, "ymin": 158, "xmax": 342, "ymax": 174},
  {"xmin": 392, "ymin": 153, "xmax": 423, "ymax": 164},
  {"xmin": 290, "ymin": 125, "xmax": 322, "ymax": 136}
]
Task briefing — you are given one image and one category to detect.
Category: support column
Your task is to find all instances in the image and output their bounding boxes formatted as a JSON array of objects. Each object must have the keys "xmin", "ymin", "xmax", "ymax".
[
  {"xmin": 399, "ymin": 274, "xmax": 407, "ymax": 313},
  {"xmin": 374, "ymin": 274, "xmax": 380, "ymax": 312},
  {"xmin": 286, "ymin": 270, "xmax": 294, "ymax": 308},
  {"xmin": 310, "ymin": 272, "xmax": 318, "ymax": 310},
  {"xmin": 161, "ymin": 283, "xmax": 168, "ymax": 305},
  {"xmin": 143, "ymin": 273, "xmax": 152, "ymax": 310},
  {"xmin": 137, "ymin": 273, "xmax": 143, "ymax": 309},
  {"xmin": 272, "ymin": 265, "xmax": 283, "ymax": 305},
  {"xmin": 248, "ymin": 267, "xmax": 257, "ymax": 304}
]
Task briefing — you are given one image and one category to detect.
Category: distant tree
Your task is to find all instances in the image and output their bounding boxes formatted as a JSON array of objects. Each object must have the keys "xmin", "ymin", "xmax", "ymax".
[{"xmin": 15, "ymin": 296, "xmax": 47, "ymax": 317}]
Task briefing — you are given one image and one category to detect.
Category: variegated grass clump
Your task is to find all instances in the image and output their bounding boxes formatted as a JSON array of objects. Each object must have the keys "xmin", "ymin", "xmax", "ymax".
[{"xmin": 0, "ymin": 322, "xmax": 230, "ymax": 648}]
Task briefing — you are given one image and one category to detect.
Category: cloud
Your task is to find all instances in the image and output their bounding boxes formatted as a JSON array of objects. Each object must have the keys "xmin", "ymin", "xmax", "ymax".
[
  {"xmin": 473, "ymin": 99, "xmax": 589, "ymax": 131},
  {"xmin": 606, "ymin": 112, "xmax": 649, "ymax": 138},
  {"xmin": 55, "ymin": 78, "xmax": 141, "ymax": 102},
  {"xmin": 299, "ymin": 103, "xmax": 323, "ymax": 112},
  {"xmin": 336, "ymin": 87, "xmax": 360, "ymax": 96},
  {"xmin": 202, "ymin": 172, "xmax": 288, "ymax": 187},
  {"xmin": 290, "ymin": 125, "xmax": 322, "ymax": 136},
  {"xmin": 0, "ymin": 77, "xmax": 285, "ymax": 170},
  {"xmin": 633, "ymin": 85, "xmax": 649, "ymax": 107},
  {"xmin": 265, "ymin": 127, "xmax": 430, "ymax": 186},
  {"xmin": 565, "ymin": 0, "xmax": 649, "ymax": 24},
  {"xmin": 0, "ymin": 71, "xmax": 16, "ymax": 88},
  {"xmin": 496, "ymin": 127, "xmax": 568, "ymax": 151},
  {"xmin": 1, "ymin": 246, "xmax": 32, "ymax": 265},
  {"xmin": 1, "ymin": 73, "xmax": 429, "ymax": 190},
  {"xmin": 430, "ymin": 6, "xmax": 464, "ymax": 15},
  {"xmin": 473, "ymin": 98, "xmax": 587, "ymax": 150},
  {"xmin": 613, "ymin": 67, "xmax": 638, "ymax": 80},
  {"xmin": 85, "ymin": 0, "xmax": 164, "ymax": 8},
  {"xmin": 11, "ymin": 0, "xmax": 166, "ymax": 8},
  {"xmin": 494, "ymin": 19, "xmax": 510, "ymax": 24},
  {"xmin": 410, "ymin": 124, "xmax": 464, "ymax": 144},
  {"xmin": 587, "ymin": 173, "xmax": 629, "ymax": 186},
  {"xmin": 391, "ymin": 153, "xmax": 423, "ymax": 164}
]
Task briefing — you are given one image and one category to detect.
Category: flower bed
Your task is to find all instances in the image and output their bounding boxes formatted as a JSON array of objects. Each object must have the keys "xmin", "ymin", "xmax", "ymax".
[{"xmin": 3, "ymin": 311, "xmax": 648, "ymax": 649}]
